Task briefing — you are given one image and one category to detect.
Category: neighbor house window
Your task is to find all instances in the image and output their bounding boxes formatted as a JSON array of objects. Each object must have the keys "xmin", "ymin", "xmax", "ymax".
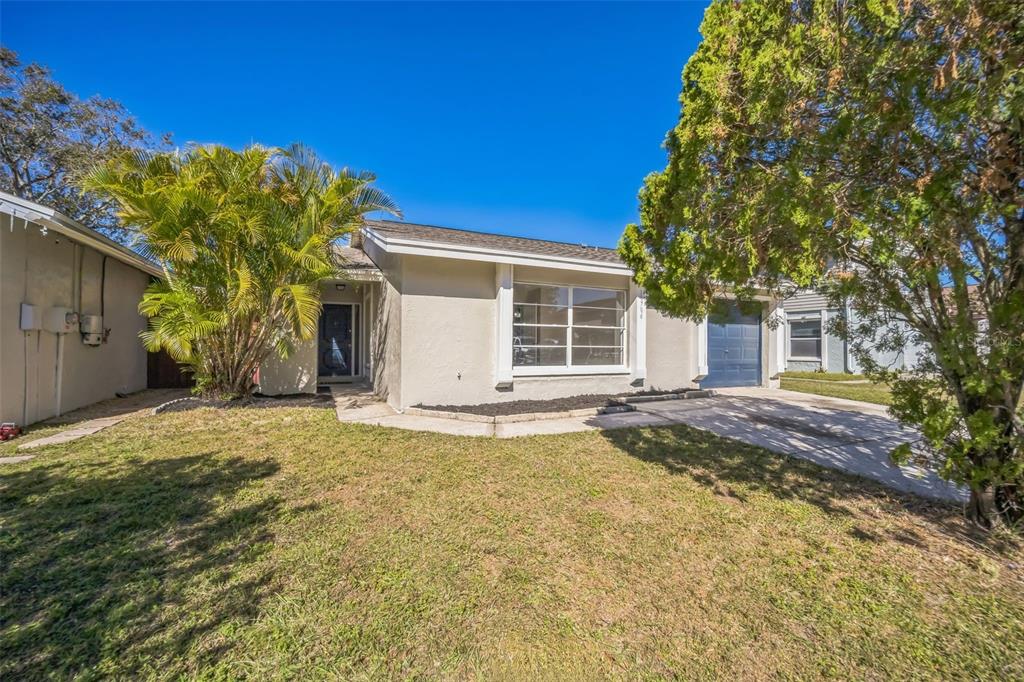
[
  {"xmin": 513, "ymin": 283, "xmax": 625, "ymax": 369},
  {"xmin": 789, "ymin": 316, "xmax": 822, "ymax": 359}
]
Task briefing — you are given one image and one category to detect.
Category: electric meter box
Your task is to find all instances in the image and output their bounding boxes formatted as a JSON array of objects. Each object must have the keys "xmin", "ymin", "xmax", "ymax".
[
  {"xmin": 80, "ymin": 315, "xmax": 104, "ymax": 346},
  {"xmin": 19, "ymin": 303, "xmax": 41, "ymax": 331},
  {"xmin": 43, "ymin": 307, "xmax": 78, "ymax": 334}
]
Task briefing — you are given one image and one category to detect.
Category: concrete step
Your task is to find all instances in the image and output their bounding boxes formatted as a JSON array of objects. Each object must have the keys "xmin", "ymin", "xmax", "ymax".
[{"xmin": 621, "ymin": 390, "xmax": 712, "ymax": 404}]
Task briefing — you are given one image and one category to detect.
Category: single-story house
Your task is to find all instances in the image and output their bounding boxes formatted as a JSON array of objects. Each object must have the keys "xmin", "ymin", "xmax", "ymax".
[
  {"xmin": 1, "ymin": 194, "xmax": 786, "ymax": 424},
  {"xmin": 259, "ymin": 220, "xmax": 785, "ymax": 408},
  {"xmin": 0, "ymin": 192, "xmax": 160, "ymax": 426}
]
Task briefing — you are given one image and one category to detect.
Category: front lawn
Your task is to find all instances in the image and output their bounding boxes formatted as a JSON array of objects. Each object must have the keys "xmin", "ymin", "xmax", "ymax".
[
  {"xmin": 2, "ymin": 405, "xmax": 1022, "ymax": 678},
  {"xmin": 780, "ymin": 375, "xmax": 894, "ymax": 405}
]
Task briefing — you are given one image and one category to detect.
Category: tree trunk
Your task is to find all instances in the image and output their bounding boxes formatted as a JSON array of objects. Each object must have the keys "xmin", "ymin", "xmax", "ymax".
[
  {"xmin": 966, "ymin": 483, "xmax": 1023, "ymax": 529},
  {"xmin": 966, "ymin": 485, "xmax": 1000, "ymax": 529}
]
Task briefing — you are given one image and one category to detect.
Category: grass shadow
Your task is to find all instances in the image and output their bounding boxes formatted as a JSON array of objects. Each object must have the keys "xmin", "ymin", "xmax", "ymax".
[
  {"xmin": 601, "ymin": 423, "xmax": 1018, "ymax": 554},
  {"xmin": 0, "ymin": 453, "xmax": 284, "ymax": 678}
]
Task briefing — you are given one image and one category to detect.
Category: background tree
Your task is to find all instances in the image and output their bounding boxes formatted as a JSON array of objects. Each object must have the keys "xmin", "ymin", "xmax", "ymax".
[
  {"xmin": 0, "ymin": 46, "xmax": 167, "ymax": 238},
  {"xmin": 86, "ymin": 144, "xmax": 399, "ymax": 398},
  {"xmin": 620, "ymin": 0, "xmax": 1023, "ymax": 527}
]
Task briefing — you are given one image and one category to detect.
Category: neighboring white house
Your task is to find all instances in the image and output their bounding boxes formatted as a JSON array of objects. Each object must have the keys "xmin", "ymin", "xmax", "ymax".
[
  {"xmin": 780, "ymin": 289, "xmax": 927, "ymax": 374},
  {"xmin": 259, "ymin": 220, "xmax": 786, "ymax": 409},
  {"xmin": 0, "ymin": 192, "xmax": 161, "ymax": 426}
]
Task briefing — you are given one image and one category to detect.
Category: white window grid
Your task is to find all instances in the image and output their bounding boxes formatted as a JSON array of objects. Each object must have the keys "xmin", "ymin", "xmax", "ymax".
[{"xmin": 512, "ymin": 283, "xmax": 626, "ymax": 369}]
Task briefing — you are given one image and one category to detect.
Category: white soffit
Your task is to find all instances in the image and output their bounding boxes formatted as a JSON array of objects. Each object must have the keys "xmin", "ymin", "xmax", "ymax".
[
  {"xmin": 0, "ymin": 192, "xmax": 162, "ymax": 278},
  {"xmin": 362, "ymin": 226, "xmax": 632, "ymax": 277}
]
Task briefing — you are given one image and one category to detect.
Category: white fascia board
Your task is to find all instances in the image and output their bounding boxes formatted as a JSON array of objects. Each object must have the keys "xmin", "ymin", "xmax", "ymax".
[
  {"xmin": 0, "ymin": 192, "xmax": 162, "ymax": 278},
  {"xmin": 362, "ymin": 226, "xmax": 632, "ymax": 277}
]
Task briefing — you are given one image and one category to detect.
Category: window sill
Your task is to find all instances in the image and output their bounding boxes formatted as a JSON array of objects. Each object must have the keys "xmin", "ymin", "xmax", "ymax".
[
  {"xmin": 786, "ymin": 357, "xmax": 822, "ymax": 362},
  {"xmin": 512, "ymin": 365, "xmax": 630, "ymax": 378}
]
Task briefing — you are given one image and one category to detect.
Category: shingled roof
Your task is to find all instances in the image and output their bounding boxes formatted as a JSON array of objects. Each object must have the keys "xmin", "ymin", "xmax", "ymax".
[
  {"xmin": 364, "ymin": 219, "xmax": 623, "ymax": 265},
  {"xmin": 332, "ymin": 244, "xmax": 377, "ymax": 270},
  {"xmin": 331, "ymin": 244, "xmax": 382, "ymax": 280}
]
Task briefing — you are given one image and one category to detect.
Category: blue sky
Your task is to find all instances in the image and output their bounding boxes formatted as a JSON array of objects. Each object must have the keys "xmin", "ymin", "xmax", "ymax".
[{"xmin": 1, "ymin": 1, "xmax": 707, "ymax": 248}]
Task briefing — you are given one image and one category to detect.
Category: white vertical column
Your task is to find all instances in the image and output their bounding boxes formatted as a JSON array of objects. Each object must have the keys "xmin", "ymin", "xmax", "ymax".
[
  {"xmin": 364, "ymin": 282, "xmax": 372, "ymax": 376},
  {"xmin": 495, "ymin": 263, "xmax": 514, "ymax": 386},
  {"xmin": 696, "ymin": 316, "xmax": 709, "ymax": 379},
  {"xmin": 771, "ymin": 304, "xmax": 787, "ymax": 375},
  {"xmin": 629, "ymin": 281, "xmax": 647, "ymax": 381},
  {"xmin": 820, "ymin": 307, "xmax": 829, "ymax": 371}
]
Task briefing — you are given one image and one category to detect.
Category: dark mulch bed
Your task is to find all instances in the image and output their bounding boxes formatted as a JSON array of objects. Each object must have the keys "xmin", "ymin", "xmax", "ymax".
[
  {"xmin": 417, "ymin": 388, "xmax": 692, "ymax": 417},
  {"xmin": 155, "ymin": 393, "xmax": 334, "ymax": 414}
]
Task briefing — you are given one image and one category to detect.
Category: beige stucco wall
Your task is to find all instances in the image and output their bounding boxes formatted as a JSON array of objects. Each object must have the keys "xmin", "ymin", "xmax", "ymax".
[
  {"xmin": 256, "ymin": 245, "xmax": 778, "ymax": 407},
  {"xmin": 396, "ymin": 254, "xmax": 497, "ymax": 407},
  {"xmin": 257, "ymin": 336, "xmax": 318, "ymax": 396},
  {"xmin": 514, "ymin": 264, "xmax": 628, "ymax": 290},
  {"xmin": 645, "ymin": 308, "xmax": 699, "ymax": 391},
  {"xmin": 389, "ymin": 255, "xmax": 700, "ymax": 409},
  {"xmin": 365, "ymin": 239, "xmax": 403, "ymax": 407},
  {"xmin": 0, "ymin": 214, "xmax": 150, "ymax": 425}
]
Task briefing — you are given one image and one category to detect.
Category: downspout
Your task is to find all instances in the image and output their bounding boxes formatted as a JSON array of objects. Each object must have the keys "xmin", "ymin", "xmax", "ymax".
[
  {"xmin": 20, "ymin": 213, "xmax": 31, "ymax": 425},
  {"xmin": 844, "ymin": 298, "xmax": 853, "ymax": 373},
  {"xmin": 55, "ymin": 335, "xmax": 65, "ymax": 418},
  {"xmin": 73, "ymin": 243, "xmax": 82, "ymax": 315},
  {"xmin": 101, "ymin": 255, "xmax": 108, "ymax": 317}
]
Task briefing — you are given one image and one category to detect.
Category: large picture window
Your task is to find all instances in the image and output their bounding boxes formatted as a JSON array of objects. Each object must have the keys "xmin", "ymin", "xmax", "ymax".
[
  {"xmin": 513, "ymin": 283, "xmax": 625, "ymax": 369},
  {"xmin": 789, "ymin": 316, "xmax": 822, "ymax": 359}
]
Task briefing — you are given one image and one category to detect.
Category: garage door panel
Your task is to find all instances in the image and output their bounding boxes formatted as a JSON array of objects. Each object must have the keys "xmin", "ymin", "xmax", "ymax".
[{"xmin": 702, "ymin": 303, "xmax": 761, "ymax": 388}]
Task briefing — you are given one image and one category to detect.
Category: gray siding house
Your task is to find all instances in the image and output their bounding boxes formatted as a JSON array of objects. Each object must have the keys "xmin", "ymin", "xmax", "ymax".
[{"xmin": 780, "ymin": 289, "xmax": 926, "ymax": 374}]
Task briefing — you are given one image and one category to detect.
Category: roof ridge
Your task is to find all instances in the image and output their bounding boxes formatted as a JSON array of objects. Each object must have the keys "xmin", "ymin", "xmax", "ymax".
[{"xmin": 364, "ymin": 218, "xmax": 619, "ymax": 253}]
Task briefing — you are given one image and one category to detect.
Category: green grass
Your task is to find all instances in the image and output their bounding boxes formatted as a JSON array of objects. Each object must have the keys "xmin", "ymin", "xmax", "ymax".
[
  {"xmin": 780, "ymin": 371, "xmax": 870, "ymax": 382},
  {"xmin": 2, "ymin": 405, "xmax": 1022, "ymax": 678},
  {"xmin": 781, "ymin": 377, "xmax": 894, "ymax": 405}
]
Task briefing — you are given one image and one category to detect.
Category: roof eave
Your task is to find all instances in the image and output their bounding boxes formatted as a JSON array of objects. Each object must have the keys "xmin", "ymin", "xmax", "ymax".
[
  {"xmin": 0, "ymin": 192, "xmax": 163, "ymax": 278},
  {"xmin": 362, "ymin": 225, "xmax": 632, "ymax": 276}
]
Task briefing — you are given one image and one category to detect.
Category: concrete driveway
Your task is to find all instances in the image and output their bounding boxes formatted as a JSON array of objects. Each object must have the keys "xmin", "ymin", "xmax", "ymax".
[{"xmin": 632, "ymin": 387, "xmax": 966, "ymax": 503}]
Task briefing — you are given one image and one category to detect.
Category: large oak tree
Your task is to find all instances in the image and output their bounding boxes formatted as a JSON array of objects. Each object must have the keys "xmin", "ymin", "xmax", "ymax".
[
  {"xmin": 620, "ymin": 0, "xmax": 1022, "ymax": 527},
  {"xmin": 0, "ymin": 47, "xmax": 167, "ymax": 238}
]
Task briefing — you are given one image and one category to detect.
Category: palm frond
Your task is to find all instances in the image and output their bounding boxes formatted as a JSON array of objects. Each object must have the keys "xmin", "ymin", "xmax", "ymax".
[{"xmin": 87, "ymin": 141, "xmax": 393, "ymax": 394}]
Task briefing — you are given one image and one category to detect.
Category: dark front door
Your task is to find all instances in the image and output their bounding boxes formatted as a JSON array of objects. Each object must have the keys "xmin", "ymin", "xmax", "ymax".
[
  {"xmin": 318, "ymin": 304, "xmax": 358, "ymax": 378},
  {"xmin": 702, "ymin": 303, "xmax": 761, "ymax": 388}
]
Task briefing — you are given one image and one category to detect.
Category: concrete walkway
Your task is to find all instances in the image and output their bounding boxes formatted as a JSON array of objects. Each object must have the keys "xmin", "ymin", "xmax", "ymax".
[
  {"xmin": 332, "ymin": 385, "xmax": 963, "ymax": 502},
  {"xmin": 18, "ymin": 416, "xmax": 126, "ymax": 451},
  {"xmin": 14, "ymin": 389, "xmax": 189, "ymax": 453},
  {"xmin": 331, "ymin": 386, "xmax": 670, "ymax": 437}
]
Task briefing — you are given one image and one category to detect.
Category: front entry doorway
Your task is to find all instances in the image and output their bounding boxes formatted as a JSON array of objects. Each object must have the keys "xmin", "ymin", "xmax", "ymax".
[{"xmin": 318, "ymin": 303, "xmax": 360, "ymax": 379}]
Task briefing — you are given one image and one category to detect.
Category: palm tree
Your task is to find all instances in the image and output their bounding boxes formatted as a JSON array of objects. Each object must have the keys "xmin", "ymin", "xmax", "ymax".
[{"xmin": 85, "ymin": 143, "xmax": 399, "ymax": 398}]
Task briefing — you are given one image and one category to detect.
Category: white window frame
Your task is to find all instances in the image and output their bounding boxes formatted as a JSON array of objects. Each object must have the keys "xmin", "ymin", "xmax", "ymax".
[
  {"xmin": 512, "ymin": 280, "xmax": 629, "ymax": 376},
  {"xmin": 787, "ymin": 311, "xmax": 823, "ymax": 361}
]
